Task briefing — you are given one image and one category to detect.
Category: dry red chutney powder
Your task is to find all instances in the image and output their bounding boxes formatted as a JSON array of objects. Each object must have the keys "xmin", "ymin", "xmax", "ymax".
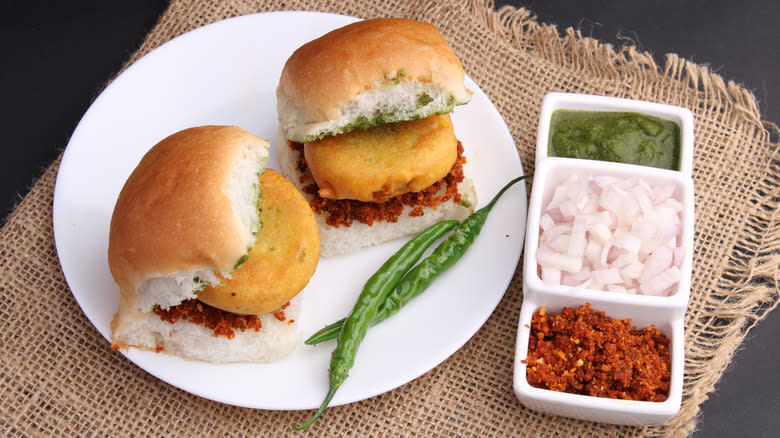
[
  {"xmin": 153, "ymin": 299, "xmax": 290, "ymax": 339},
  {"xmin": 524, "ymin": 303, "xmax": 671, "ymax": 402}
]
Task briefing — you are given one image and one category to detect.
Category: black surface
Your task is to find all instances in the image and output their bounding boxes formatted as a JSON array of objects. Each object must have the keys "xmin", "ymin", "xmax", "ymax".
[{"xmin": 1, "ymin": 1, "xmax": 778, "ymax": 436}]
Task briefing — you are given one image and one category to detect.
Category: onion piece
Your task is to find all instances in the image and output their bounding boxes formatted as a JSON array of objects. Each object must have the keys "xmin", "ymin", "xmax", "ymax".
[
  {"xmin": 584, "ymin": 239, "xmax": 603, "ymax": 268},
  {"xmin": 540, "ymin": 213, "xmax": 556, "ymax": 232},
  {"xmin": 612, "ymin": 229, "xmax": 642, "ymax": 254},
  {"xmin": 592, "ymin": 268, "xmax": 623, "ymax": 285},
  {"xmin": 540, "ymin": 267, "xmax": 561, "ymax": 286},
  {"xmin": 568, "ymin": 215, "xmax": 588, "ymax": 257},
  {"xmin": 638, "ymin": 246, "xmax": 674, "ymax": 284},
  {"xmin": 620, "ymin": 261, "xmax": 644, "ymax": 280},
  {"xmin": 537, "ymin": 246, "xmax": 583, "ymax": 273},
  {"xmin": 640, "ymin": 266, "xmax": 682, "ymax": 296}
]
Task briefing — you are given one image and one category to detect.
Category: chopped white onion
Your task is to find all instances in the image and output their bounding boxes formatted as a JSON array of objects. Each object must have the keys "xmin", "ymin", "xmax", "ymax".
[
  {"xmin": 539, "ymin": 213, "xmax": 556, "ymax": 232},
  {"xmin": 540, "ymin": 266, "xmax": 561, "ymax": 286},
  {"xmin": 536, "ymin": 171, "xmax": 685, "ymax": 297},
  {"xmin": 613, "ymin": 229, "xmax": 642, "ymax": 254},
  {"xmin": 639, "ymin": 266, "xmax": 682, "ymax": 296},
  {"xmin": 584, "ymin": 239, "xmax": 603, "ymax": 267},
  {"xmin": 592, "ymin": 268, "xmax": 623, "ymax": 285},
  {"xmin": 620, "ymin": 261, "xmax": 644, "ymax": 280},
  {"xmin": 537, "ymin": 246, "xmax": 583, "ymax": 273},
  {"xmin": 568, "ymin": 215, "xmax": 588, "ymax": 257},
  {"xmin": 638, "ymin": 246, "xmax": 674, "ymax": 284}
]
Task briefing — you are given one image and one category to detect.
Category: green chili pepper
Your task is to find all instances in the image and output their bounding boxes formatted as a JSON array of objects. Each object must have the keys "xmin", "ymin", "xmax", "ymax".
[
  {"xmin": 304, "ymin": 220, "xmax": 457, "ymax": 346},
  {"xmin": 292, "ymin": 219, "xmax": 458, "ymax": 430},
  {"xmin": 304, "ymin": 174, "xmax": 532, "ymax": 346},
  {"xmin": 294, "ymin": 175, "xmax": 530, "ymax": 430},
  {"xmin": 304, "ymin": 317, "xmax": 344, "ymax": 345}
]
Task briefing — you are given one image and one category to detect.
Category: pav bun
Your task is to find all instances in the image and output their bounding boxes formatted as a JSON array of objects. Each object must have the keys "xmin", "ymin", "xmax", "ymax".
[
  {"xmin": 276, "ymin": 18, "xmax": 477, "ymax": 257},
  {"xmin": 108, "ymin": 125, "xmax": 319, "ymax": 363},
  {"xmin": 276, "ymin": 17, "xmax": 472, "ymax": 143}
]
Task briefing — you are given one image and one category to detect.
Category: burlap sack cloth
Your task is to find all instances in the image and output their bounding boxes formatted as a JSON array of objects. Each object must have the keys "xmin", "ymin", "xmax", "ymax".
[{"xmin": 2, "ymin": 0, "xmax": 778, "ymax": 436}]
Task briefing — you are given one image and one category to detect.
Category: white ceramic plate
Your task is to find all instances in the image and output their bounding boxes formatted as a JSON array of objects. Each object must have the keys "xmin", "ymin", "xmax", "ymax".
[{"xmin": 53, "ymin": 11, "xmax": 526, "ymax": 410}]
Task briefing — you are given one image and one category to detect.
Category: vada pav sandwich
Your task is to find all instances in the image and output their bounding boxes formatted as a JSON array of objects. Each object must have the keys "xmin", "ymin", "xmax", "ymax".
[
  {"xmin": 276, "ymin": 18, "xmax": 477, "ymax": 256},
  {"xmin": 108, "ymin": 126, "xmax": 320, "ymax": 363}
]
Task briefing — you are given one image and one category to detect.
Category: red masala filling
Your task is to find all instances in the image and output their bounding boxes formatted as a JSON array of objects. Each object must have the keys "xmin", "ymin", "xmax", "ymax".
[
  {"xmin": 153, "ymin": 299, "xmax": 291, "ymax": 339},
  {"xmin": 290, "ymin": 140, "xmax": 467, "ymax": 227}
]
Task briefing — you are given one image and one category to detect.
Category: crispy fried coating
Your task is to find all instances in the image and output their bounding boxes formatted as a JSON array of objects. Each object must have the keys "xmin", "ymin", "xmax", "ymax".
[
  {"xmin": 197, "ymin": 169, "xmax": 319, "ymax": 315},
  {"xmin": 303, "ymin": 114, "xmax": 458, "ymax": 202}
]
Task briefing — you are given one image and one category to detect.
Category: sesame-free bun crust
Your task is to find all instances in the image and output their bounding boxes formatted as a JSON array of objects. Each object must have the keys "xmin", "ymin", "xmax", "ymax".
[
  {"xmin": 277, "ymin": 18, "xmax": 472, "ymax": 143},
  {"xmin": 108, "ymin": 126, "xmax": 269, "ymax": 301},
  {"xmin": 107, "ymin": 127, "xmax": 321, "ymax": 363},
  {"xmin": 110, "ymin": 169, "xmax": 316, "ymax": 363},
  {"xmin": 197, "ymin": 169, "xmax": 320, "ymax": 315}
]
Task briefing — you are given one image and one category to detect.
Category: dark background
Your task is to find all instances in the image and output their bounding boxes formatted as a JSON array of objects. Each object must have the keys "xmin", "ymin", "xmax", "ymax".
[{"xmin": 1, "ymin": 1, "xmax": 778, "ymax": 436}]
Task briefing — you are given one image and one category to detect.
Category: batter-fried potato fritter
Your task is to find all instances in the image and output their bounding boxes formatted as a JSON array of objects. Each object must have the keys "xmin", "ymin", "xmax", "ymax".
[
  {"xmin": 197, "ymin": 169, "xmax": 319, "ymax": 315},
  {"xmin": 303, "ymin": 114, "xmax": 458, "ymax": 202}
]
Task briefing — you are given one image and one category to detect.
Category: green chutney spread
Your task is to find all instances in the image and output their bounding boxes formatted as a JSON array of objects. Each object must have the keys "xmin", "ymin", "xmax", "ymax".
[{"xmin": 549, "ymin": 110, "xmax": 681, "ymax": 170}]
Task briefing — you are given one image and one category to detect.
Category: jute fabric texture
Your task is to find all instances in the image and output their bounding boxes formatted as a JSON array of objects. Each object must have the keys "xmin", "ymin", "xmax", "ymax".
[{"xmin": 2, "ymin": 0, "xmax": 778, "ymax": 436}]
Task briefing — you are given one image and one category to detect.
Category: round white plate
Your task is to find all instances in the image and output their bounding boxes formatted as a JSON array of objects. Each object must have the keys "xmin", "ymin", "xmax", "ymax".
[{"xmin": 53, "ymin": 11, "xmax": 526, "ymax": 410}]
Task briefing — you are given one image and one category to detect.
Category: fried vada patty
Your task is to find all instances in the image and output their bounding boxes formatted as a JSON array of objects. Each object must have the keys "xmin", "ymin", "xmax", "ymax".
[
  {"xmin": 303, "ymin": 114, "xmax": 458, "ymax": 203},
  {"xmin": 197, "ymin": 168, "xmax": 320, "ymax": 315}
]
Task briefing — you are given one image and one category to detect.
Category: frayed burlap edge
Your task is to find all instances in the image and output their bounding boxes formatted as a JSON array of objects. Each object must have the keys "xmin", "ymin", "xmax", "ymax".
[{"xmin": 2, "ymin": 1, "xmax": 778, "ymax": 437}]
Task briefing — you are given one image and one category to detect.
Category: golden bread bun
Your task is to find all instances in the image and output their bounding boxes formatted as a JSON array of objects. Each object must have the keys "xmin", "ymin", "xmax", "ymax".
[
  {"xmin": 108, "ymin": 125, "xmax": 269, "ymax": 311},
  {"xmin": 277, "ymin": 18, "xmax": 471, "ymax": 143},
  {"xmin": 197, "ymin": 169, "xmax": 320, "ymax": 315},
  {"xmin": 304, "ymin": 114, "xmax": 457, "ymax": 202},
  {"xmin": 108, "ymin": 126, "xmax": 320, "ymax": 363}
]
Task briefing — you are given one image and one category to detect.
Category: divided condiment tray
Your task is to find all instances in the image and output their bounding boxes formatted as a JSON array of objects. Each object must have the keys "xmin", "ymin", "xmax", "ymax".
[{"xmin": 513, "ymin": 93, "xmax": 695, "ymax": 425}]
